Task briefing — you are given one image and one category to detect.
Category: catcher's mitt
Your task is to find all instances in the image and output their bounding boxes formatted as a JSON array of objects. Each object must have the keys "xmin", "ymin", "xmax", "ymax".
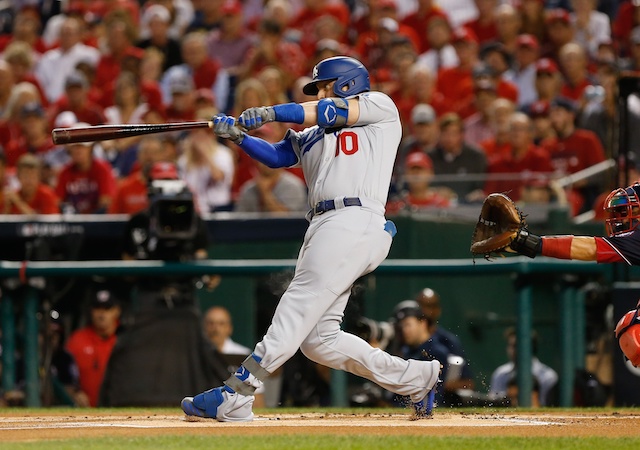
[{"xmin": 470, "ymin": 193, "xmax": 525, "ymax": 259}]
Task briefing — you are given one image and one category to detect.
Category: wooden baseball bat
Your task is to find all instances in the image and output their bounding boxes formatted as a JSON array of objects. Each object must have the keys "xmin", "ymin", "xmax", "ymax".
[{"xmin": 51, "ymin": 121, "xmax": 213, "ymax": 145}]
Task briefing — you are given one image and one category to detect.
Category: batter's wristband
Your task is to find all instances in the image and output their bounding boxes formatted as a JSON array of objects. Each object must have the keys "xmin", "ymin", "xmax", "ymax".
[
  {"xmin": 272, "ymin": 103, "xmax": 305, "ymax": 124},
  {"xmin": 541, "ymin": 235, "xmax": 573, "ymax": 259}
]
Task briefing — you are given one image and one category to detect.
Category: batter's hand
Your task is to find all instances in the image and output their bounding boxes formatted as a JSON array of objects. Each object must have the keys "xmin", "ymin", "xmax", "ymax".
[
  {"xmin": 238, "ymin": 107, "xmax": 275, "ymax": 130},
  {"xmin": 212, "ymin": 114, "xmax": 245, "ymax": 143}
]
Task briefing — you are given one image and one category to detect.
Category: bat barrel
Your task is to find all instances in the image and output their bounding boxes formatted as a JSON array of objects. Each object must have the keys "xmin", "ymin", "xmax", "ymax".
[{"xmin": 51, "ymin": 121, "xmax": 212, "ymax": 145}]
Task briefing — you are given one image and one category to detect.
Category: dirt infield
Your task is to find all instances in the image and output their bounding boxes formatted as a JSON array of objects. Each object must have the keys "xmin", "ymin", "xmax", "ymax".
[{"xmin": 1, "ymin": 410, "xmax": 640, "ymax": 442}]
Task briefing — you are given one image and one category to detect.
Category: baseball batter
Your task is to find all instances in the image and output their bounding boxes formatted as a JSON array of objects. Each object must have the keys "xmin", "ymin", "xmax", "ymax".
[{"xmin": 181, "ymin": 56, "xmax": 440, "ymax": 421}]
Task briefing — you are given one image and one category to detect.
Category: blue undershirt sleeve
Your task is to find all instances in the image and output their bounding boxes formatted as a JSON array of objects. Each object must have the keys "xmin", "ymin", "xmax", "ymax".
[{"xmin": 237, "ymin": 135, "xmax": 298, "ymax": 168}]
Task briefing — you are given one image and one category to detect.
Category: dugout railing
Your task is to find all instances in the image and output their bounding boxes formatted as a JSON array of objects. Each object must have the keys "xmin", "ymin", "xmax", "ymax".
[{"xmin": 0, "ymin": 257, "xmax": 606, "ymax": 409}]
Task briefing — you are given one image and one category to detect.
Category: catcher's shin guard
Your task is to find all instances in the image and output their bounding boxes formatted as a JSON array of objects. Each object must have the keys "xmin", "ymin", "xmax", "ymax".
[{"xmin": 509, "ymin": 228, "xmax": 541, "ymax": 258}]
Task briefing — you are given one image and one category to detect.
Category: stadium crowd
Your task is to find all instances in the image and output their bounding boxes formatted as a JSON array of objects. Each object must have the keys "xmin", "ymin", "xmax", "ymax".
[{"xmin": 0, "ymin": 0, "xmax": 635, "ymax": 218}]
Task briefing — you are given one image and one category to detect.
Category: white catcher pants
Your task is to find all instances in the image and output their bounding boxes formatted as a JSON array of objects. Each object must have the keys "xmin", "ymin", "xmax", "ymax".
[{"xmin": 253, "ymin": 206, "xmax": 435, "ymax": 398}]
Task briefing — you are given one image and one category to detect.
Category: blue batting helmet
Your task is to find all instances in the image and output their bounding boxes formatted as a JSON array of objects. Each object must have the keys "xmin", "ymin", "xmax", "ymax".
[{"xmin": 303, "ymin": 56, "xmax": 370, "ymax": 98}]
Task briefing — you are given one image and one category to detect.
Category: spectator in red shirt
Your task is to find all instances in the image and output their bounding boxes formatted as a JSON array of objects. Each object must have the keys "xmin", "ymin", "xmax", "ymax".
[
  {"xmin": 49, "ymin": 70, "xmax": 106, "ymax": 127},
  {"xmin": 292, "ymin": 0, "xmax": 350, "ymax": 57},
  {"xmin": 4, "ymin": 154, "xmax": 59, "ymax": 215},
  {"xmin": 55, "ymin": 124, "xmax": 117, "ymax": 214},
  {"xmin": 558, "ymin": 42, "xmax": 595, "ymax": 106},
  {"xmin": 109, "ymin": 136, "xmax": 168, "ymax": 215},
  {"xmin": 163, "ymin": 71, "xmax": 196, "ymax": 123},
  {"xmin": 0, "ymin": 60, "xmax": 15, "ymax": 119},
  {"xmin": 66, "ymin": 289, "xmax": 122, "ymax": 407},
  {"xmin": 0, "ymin": 8, "xmax": 49, "ymax": 55},
  {"xmin": 5, "ymin": 102, "xmax": 55, "ymax": 168},
  {"xmin": 541, "ymin": 9, "xmax": 575, "ymax": 62},
  {"xmin": 520, "ymin": 0, "xmax": 546, "ymax": 43},
  {"xmin": 401, "ymin": 0, "xmax": 450, "ymax": 54},
  {"xmin": 386, "ymin": 152, "xmax": 452, "ymax": 214},
  {"xmin": 464, "ymin": 79, "xmax": 499, "ymax": 146},
  {"xmin": 534, "ymin": 58, "xmax": 563, "ymax": 104},
  {"xmin": 435, "ymin": 27, "xmax": 480, "ymax": 119},
  {"xmin": 477, "ymin": 45, "xmax": 519, "ymax": 104},
  {"xmin": 546, "ymin": 96, "xmax": 606, "ymax": 213},
  {"xmin": 494, "ymin": 4, "xmax": 522, "ymax": 55},
  {"xmin": 483, "ymin": 112, "xmax": 553, "ymax": 202},
  {"xmin": 479, "ymin": 97, "xmax": 517, "ymax": 163},
  {"xmin": 92, "ymin": 10, "xmax": 140, "ymax": 108},
  {"xmin": 3, "ymin": 41, "xmax": 48, "ymax": 108},
  {"xmin": 416, "ymin": 15, "xmax": 459, "ymax": 75},
  {"xmin": 463, "ymin": 0, "xmax": 499, "ymax": 45},
  {"xmin": 528, "ymin": 100, "xmax": 557, "ymax": 147}
]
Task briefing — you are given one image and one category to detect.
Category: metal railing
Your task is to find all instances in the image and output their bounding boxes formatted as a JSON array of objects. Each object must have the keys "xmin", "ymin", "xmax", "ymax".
[{"xmin": 0, "ymin": 257, "xmax": 607, "ymax": 408}]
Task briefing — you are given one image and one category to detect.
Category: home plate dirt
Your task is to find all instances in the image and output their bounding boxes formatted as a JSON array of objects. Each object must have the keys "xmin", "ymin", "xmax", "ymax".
[{"xmin": 1, "ymin": 411, "xmax": 640, "ymax": 441}]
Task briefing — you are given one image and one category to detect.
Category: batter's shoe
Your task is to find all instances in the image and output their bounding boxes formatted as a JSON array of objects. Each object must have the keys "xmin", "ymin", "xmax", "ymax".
[
  {"xmin": 181, "ymin": 385, "xmax": 254, "ymax": 422},
  {"xmin": 411, "ymin": 359, "xmax": 442, "ymax": 419}
]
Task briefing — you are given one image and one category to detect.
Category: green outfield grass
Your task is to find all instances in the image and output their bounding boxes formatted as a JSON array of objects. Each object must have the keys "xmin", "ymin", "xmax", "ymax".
[{"xmin": 3, "ymin": 435, "xmax": 640, "ymax": 450}]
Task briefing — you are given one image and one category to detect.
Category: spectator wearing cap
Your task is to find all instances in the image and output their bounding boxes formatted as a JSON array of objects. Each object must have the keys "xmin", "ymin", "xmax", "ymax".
[
  {"xmin": 463, "ymin": 0, "xmax": 499, "ymax": 45},
  {"xmin": 541, "ymin": 8, "xmax": 575, "ymax": 61},
  {"xmin": 558, "ymin": 42, "xmax": 596, "ymax": 105},
  {"xmin": 483, "ymin": 112, "xmax": 553, "ymax": 202},
  {"xmin": 0, "ymin": 82, "xmax": 43, "ymax": 169},
  {"xmin": 613, "ymin": 1, "xmax": 640, "ymax": 58},
  {"xmin": 3, "ymin": 41, "xmax": 49, "ymax": 109},
  {"xmin": 92, "ymin": 10, "xmax": 141, "ymax": 108},
  {"xmin": 386, "ymin": 152, "xmax": 452, "ymax": 214},
  {"xmin": 55, "ymin": 123, "xmax": 117, "ymax": 214},
  {"xmin": 534, "ymin": 58, "xmax": 562, "ymax": 104},
  {"xmin": 0, "ymin": 8, "xmax": 48, "ymax": 55},
  {"xmin": 505, "ymin": 34, "xmax": 541, "ymax": 108},
  {"xmin": 206, "ymin": 0, "xmax": 255, "ymax": 100},
  {"xmin": 49, "ymin": 70, "xmax": 106, "ymax": 128},
  {"xmin": 401, "ymin": 0, "xmax": 450, "ymax": 54},
  {"xmin": 416, "ymin": 15, "xmax": 459, "ymax": 74},
  {"xmin": 109, "ymin": 136, "xmax": 169, "ymax": 215},
  {"xmin": 528, "ymin": 100, "xmax": 557, "ymax": 146},
  {"xmin": 5, "ymin": 102, "xmax": 55, "ymax": 168},
  {"xmin": 291, "ymin": 0, "xmax": 350, "ymax": 58},
  {"xmin": 435, "ymin": 27, "xmax": 480, "ymax": 119},
  {"xmin": 464, "ymin": 79, "xmax": 499, "ymax": 145},
  {"xmin": 66, "ymin": 289, "xmax": 122, "ymax": 407},
  {"xmin": 137, "ymin": 4, "xmax": 183, "ymax": 72},
  {"xmin": 4, "ymin": 154, "xmax": 60, "ymax": 214},
  {"xmin": 570, "ymin": 0, "xmax": 611, "ymax": 59},
  {"xmin": 476, "ymin": 47, "xmax": 519, "ymax": 105},
  {"xmin": 494, "ymin": 4, "xmax": 522, "ymax": 55},
  {"xmin": 162, "ymin": 70, "xmax": 197, "ymax": 122},
  {"xmin": 394, "ymin": 301, "xmax": 450, "ymax": 405},
  {"xmin": 544, "ymin": 96, "xmax": 606, "ymax": 214},
  {"xmin": 178, "ymin": 109, "xmax": 235, "ymax": 213},
  {"xmin": 34, "ymin": 16, "xmax": 100, "ymax": 104},
  {"xmin": 429, "ymin": 112, "xmax": 488, "ymax": 203}
]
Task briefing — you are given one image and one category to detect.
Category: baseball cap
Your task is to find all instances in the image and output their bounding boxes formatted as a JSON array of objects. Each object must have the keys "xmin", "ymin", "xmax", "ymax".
[
  {"xmin": 393, "ymin": 300, "xmax": 425, "ymax": 322},
  {"xmin": 315, "ymin": 38, "xmax": 342, "ymax": 54},
  {"xmin": 473, "ymin": 62, "xmax": 497, "ymax": 79},
  {"xmin": 168, "ymin": 71, "xmax": 194, "ymax": 94},
  {"xmin": 54, "ymin": 111, "xmax": 78, "ymax": 128},
  {"xmin": 411, "ymin": 104, "xmax": 436, "ymax": 124},
  {"xmin": 528, "ymin": 100, "xmax": 550, "ymax": 118},
  {"xmin": 149, "ymin": 161, "xmax": 179, "ymax": 180},
  {"xmin": 142, "ymin": 4, "xmax": 171, "ymax": 24},
  {"xmin": 535, "ymin": 58, "xmax": 559, "ymax": 74},
  {"xmin": 379, "ymin": 17, "xmax": 399, "ymax": 33},
  {"xmin": 20, "ymin": 101, "xmax": 45, "ymax": 118},
  {"xmin": 65, "ymin": 70, "xmax": 88, "ymax": 89},
  {"xmin": 545, "ymin": 8, "xmax": 570, "ymax": 25},
  {"xmin": 551, "ymin": 96, "xmax": 577, "ymax": 113},
  {"xmin": 221, "ymin": 0, "xmax": 243, "ymax": 16},
  {"xmin": 452, "ymin": 27, "xmax": 478, "ymax": 45},
  {"xmin": 474, "ymin": 78, "xmax": 497, "ymax": 92},
  {"xmin": 92, "ymin": 290, "xmax": 119, "ymax": 309},
  {"xmin": 516, "ymin": 34, "xmax": 539, "ymax": 51},
  {"xmin": 405, "ymin": 152, "xmax": 433, "ymax": 170}
]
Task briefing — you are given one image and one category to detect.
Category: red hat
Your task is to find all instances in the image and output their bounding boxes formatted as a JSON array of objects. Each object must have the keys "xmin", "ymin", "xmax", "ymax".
[
  {"xmin": 516, "ymin": 34, "xmax": 539, "ymax": 51},
  {"xmin": 150, "ymin": 161, "xmax": 179, "ymax": 180},
  {"xmin": 528, "ymin": 100, "xmax": 550, "ymax": 118},
  {"xmin": 405, "ymin": 152, "xmax": 433, "ymax": 170},
  {"xmin": 221, "ymin": 0, "xmax": 243, "ymax": 15},
  {"xmin": 452, "ymin": 27, "xmax": 478, "ymax": 45},
  {"xmin": 545, "ymin": 8, "xmax": 570, "ymax": 25},
  {"xmin": 535, "ymin": 58, "xmax": 559, "ymax": 74}
]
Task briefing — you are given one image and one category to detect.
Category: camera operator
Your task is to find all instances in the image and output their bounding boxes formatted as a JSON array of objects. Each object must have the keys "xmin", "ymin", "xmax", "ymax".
[{"xmin": 100, "ymin": 161, "xmax": 228, "ymax": 406}]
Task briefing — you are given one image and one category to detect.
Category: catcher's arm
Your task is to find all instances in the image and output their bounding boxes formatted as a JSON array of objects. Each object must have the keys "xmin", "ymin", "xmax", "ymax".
[{"xmin": 510, "ymin": 231, "xmax": 598, "ymax": 260}]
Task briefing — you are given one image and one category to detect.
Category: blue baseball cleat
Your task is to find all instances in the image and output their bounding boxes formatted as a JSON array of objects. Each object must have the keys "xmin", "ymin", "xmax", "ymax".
[
  {"xmin": 410, "ymin": 359, "xmax": 441, "ymax": 419},
  {"xmin": 181, "ymin": 386, "xmax": 255, "ymax": 422},
  {"xmin": 412, "ymin": 387, "xmax": 437, "ymax": 419}
]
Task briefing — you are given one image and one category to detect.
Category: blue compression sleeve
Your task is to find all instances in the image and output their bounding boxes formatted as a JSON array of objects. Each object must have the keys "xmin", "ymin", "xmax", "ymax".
[
  {"xmin": 238, "ymin": 135, "xmax": 298, "ymax": 168},
  {"xmin": 272, "ymin": 103, "xmax": 305, "ymax": 124}
]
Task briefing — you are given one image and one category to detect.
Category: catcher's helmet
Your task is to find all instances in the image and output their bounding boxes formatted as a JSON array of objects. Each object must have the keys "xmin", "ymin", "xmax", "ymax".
[
  {"xmin": 615, "ymin": 304, "xmax": 640, "ymax": 367},
  {"xmin": 303, "ymin": 56, "xmax": 370, "ymax": 98},
  {"xmin": 604, "ymin": 182, "xmax": 640, "ymax": 236}
]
